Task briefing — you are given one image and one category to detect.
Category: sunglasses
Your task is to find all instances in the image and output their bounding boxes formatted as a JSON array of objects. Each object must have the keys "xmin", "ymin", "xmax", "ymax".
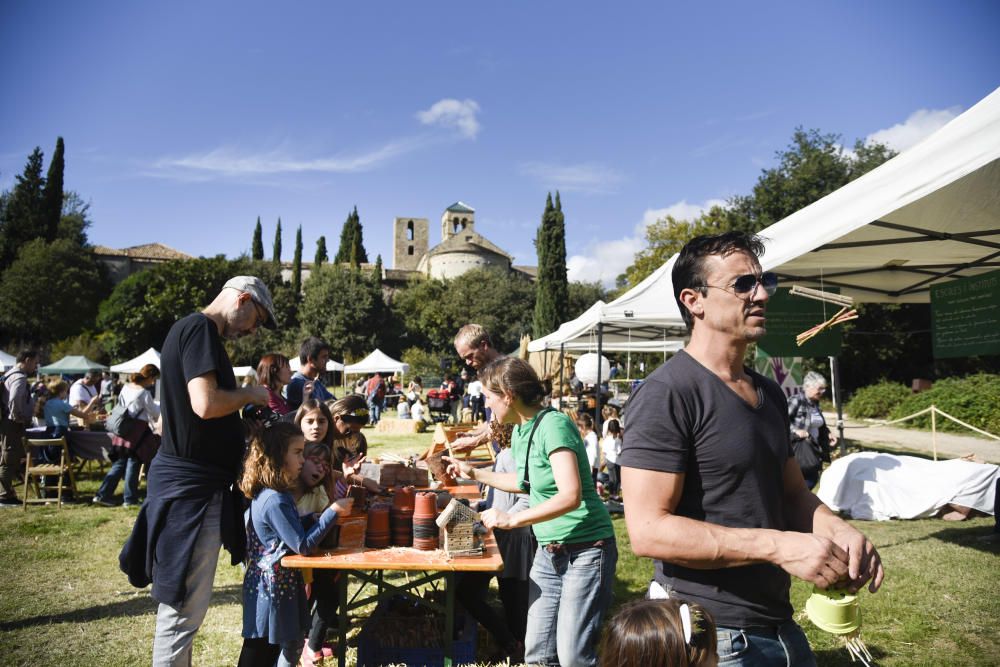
[{"xmin": 703, "ymin": 272, "xmax": 778, "ymax": 298}]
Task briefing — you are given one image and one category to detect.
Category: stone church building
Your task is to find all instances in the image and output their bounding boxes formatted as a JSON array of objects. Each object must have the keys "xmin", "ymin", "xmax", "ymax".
[{"xmin": 392, "ymin": 201, "xmax": 535, "ymax": 281}]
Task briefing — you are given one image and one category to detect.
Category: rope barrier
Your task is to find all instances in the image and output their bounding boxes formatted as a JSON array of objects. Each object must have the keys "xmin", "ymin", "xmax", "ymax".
[{"xmin": 842, "ymin": 404, "xmax": 999, "ymax": 461}]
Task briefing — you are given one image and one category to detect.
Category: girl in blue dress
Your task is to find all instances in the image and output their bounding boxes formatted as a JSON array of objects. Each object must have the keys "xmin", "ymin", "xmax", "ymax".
[{"xmin": 237, "ymin": 421, "xmax": 353, "ymax": 667}]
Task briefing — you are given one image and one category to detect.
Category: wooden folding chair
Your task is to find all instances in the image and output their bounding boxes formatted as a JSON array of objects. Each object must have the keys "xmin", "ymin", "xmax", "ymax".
[{"xmin": 23, "ymin": 437, "xmax": 77, "ymax": 509}]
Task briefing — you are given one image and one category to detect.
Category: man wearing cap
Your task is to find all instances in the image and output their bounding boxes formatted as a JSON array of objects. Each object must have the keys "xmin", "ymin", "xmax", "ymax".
[{"xmin": 119, "ymin": 276, "xmax": 274, "ymax": 666}]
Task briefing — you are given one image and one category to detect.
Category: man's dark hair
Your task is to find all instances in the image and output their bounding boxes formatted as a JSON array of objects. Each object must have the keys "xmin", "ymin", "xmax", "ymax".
[
  {"xmin": 672, "ymin": 231, "xmax": 767, "ymax": 329},
  {"xmin": 16, "ymin": 349, "xmax": 38, "ymax": 364},
  {"xmin": 299, "ymin": 337, "xmax": 331, "ymax": 365}
]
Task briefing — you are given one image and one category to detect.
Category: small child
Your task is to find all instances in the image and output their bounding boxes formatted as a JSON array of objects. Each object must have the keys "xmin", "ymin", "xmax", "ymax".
[
  {"xmin": 237, "ymin": 422, "xmax": 352, "ymax": 667},
  {"xmin": 576, "ymin": 413, "xmax": 599, "ymax": 486},
  {"xmin": 396, "ymin": 395, "xmax": 411, "ymax": 420},
  {"xmin": 599, "ymin": 598, "xmax": 718, "ymax": 667},
  {"xmin": 601, "ymin": 419, "xmax": 623, "ymax": 499}
]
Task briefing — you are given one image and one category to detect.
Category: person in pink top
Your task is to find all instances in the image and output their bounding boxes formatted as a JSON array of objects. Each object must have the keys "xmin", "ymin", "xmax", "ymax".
[{"xmin": 257, "ymin": 353, "xmax": 293, "ymax": 415}]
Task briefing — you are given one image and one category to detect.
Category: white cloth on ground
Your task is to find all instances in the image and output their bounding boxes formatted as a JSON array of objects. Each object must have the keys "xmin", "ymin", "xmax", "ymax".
[{"xmin": 817, "ymin": 452, "xmax": 998, "ymax": 520}]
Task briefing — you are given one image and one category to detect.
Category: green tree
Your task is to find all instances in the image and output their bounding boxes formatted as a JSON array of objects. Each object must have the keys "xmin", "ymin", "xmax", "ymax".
[
  {"xmin": 314, "ymin": 235, "xmax": 328, "ymax": 266},
  {"xmin": 391, "ymin": 267, "xmax": 536, "ymax": 359},
  {"xmin": 533, "ymin": 192, "xmax": 571, "ymax": 337},
  {"xmin": 252, "ymin": 217, "xmax": 264, "ymax": 260},
  {"xmin": 0, "ymin": 238, "xmax": 109, "ymax": 344},
  {"xmin": 334, "ymin": 207, "xmax": 368, "ymax": 267},
  {"xmin": 0, "ymin": 147, "xmax": 46, "ymax": 271},
  {"xmin": 299, "ymin": 264, "xmax": 386, "ymax": 360},
  {"xmin": 272, "ymin": 218, "xmax": 282, "ymax": 265},
  {"xmin": 291, "ymin": 225, "xmax": 303, "ymax": 297},
  {"xmin": 567, "ymin": 280, "xmax": 608, "ymax": 320},
  {"xmin": 57, "ymin": 191, "xmax": 92, "ymax": 246},
  {"xmin": 40, "ymin": 137, "xmax": 65, "ymax": 242},
  {"xmin": 96, "ymin": 256, "xmax": 292, "ymax": 361}
]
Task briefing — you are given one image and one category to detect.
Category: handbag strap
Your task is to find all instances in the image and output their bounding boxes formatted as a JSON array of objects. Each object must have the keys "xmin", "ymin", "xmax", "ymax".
[{"xmin": 521, "ymin": 407, "xmax": 555, "ymax": 492}]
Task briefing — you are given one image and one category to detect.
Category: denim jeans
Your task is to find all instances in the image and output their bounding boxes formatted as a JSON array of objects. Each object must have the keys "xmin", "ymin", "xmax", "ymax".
[
  {"xmin": 716, "ymin": 621, "xmax": 817, "ymax": 667},
  {"xmin": 152, "ymin": 492, "xmax": 223, "ymax": 667},
  {"xmin": 96, "ymin": 455, "xmax": 141, "ymax": 504},
  {"xmin": 524, "ymin": 539, "xmax": 617, "ymax": 667}
]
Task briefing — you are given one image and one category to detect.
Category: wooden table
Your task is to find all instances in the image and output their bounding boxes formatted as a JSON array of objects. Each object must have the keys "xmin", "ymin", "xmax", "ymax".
[{"xmin": 283, "ymin": 534, "xmax": 503, "ymax": 667}]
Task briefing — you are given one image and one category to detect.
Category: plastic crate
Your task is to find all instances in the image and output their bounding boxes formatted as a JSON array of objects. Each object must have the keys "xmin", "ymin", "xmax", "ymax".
[{"xmin": 355, "ymin": 596, "xmax": 478, "ymax": 667}]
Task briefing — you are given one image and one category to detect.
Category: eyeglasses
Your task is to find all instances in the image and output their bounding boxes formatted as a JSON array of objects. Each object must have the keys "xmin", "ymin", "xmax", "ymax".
[
  {"xmin": 251, "ymin": 300, "xmax": 268, "ymax": 329},
  {"xmin": 702, "ymin": 272, "xmax": 778, "ymax": 299}
]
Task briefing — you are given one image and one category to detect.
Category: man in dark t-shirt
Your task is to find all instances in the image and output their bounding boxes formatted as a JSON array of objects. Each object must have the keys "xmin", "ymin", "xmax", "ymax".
[
  {"xmin": 148, "ymin": 276, "xmax": 274, "ymax": 666},
  {"xmin": 619, "ymin": 233, "xmax": 884, "ymax": 667}
]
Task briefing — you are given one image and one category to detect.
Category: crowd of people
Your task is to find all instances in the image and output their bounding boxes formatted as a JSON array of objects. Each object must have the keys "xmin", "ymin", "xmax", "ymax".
[{"xmin": 2, "ymin": 231, "xmax": 896, "ymax": 666}]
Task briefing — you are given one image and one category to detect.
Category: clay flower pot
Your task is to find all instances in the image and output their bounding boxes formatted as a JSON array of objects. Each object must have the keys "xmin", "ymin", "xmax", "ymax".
[
  {"xmin": 413, "ymin": 492, "xmax": 438, "ymax": 519},
  {"xmin": 393, "ymin": 485, "xmax": 416, "ymax": 511}
]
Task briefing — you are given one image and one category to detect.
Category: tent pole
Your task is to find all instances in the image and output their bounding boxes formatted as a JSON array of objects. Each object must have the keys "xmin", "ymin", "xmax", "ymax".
[
  {"xmin": 829, "ymin": 355, "xmax": 846, "ymax": 456},
  {"xmin": 595, "ymin": 322, "xmax": 604, "ymax": 432},
  {"xmin": 559, "ymin": 344, "xmax": 565, "ymax": 404}
]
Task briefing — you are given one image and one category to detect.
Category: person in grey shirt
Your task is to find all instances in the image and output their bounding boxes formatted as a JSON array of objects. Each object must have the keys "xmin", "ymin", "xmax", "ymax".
[{"xmin": 1, "ymin": 350, "xmax": 39, "ymax": 505}]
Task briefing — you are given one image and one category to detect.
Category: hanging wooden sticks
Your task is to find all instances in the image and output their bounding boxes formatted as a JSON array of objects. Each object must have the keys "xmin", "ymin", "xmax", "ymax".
[{"xmin": 796, "ymin": 306, "xmax": 858, "ymax": 346}]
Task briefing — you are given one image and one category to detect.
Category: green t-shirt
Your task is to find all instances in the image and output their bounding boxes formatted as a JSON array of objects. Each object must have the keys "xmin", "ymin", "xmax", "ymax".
[{"xmin": 512, "ymin": 409, "xmax": 614, "ymax": 545}]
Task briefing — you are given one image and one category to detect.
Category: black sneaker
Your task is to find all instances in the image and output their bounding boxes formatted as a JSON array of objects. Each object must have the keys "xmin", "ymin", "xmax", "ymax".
[
  {"xmin": 92, "ymin": 495, "xmax": 117, "ymax": 507},
  {"xmin": 0, "ymin": 497, "xmax": 21, "ymax": 507}
]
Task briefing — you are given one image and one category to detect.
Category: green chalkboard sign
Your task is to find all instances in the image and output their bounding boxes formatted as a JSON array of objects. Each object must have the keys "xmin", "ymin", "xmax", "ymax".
[
  {"xmin": 931, "ymin": 270, "xmax": 1000, "ymax": 358},
  {"xmin": 757, "ymin": 287, "xmax": 843, "ymax": 358}
]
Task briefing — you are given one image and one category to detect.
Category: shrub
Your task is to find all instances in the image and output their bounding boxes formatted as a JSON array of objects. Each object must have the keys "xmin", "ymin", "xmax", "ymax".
[
  {"xmin": 845, "ymin": 381, "xmax": 911, "ymax": 419},
  {"xmin": 889, "ymin": 373, "xmax": 1000, "ymax": 435}
]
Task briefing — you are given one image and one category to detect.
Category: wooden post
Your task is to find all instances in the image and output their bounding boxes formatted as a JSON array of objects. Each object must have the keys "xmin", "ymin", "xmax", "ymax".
[{"xmin": 931, "ymin": 405, "xmax": 938, "ymax": 461}]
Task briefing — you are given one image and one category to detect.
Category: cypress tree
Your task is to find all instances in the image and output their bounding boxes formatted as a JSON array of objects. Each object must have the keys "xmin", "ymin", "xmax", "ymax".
[
  {"xmin": 292, "ymin": 225, "xmax": 303, "ymax": 296},
  {"xmin": 550, "ymin": 191, "xmax": 569, "ymax": 325},
  {"xmin": 533, "ymin": 193, "xmax": 559, "ymax": 337},
  {"xmin": 351, "ymin": 206, "xmax": 369, "ymax": 266},
  {"xmin": 40, "ymin": 137, "xmax": 65, "ymax": 242},
  {"xmin": 272, "ymin": 218, "xmax": 282, "ymax": 265},
  {"xmin": 0, "ymin": 147, "xmax": 46, "ymax": 271},
  {"xmin": 252, "ymin": 217, "xmax": 264, "ymax": 260},
  {"xmin": 314, "ymin": 235, "xmax": 327, "ymax": 266},
  {"xmin": 335, "ymin": 207, "xmax": 368, "ymax": 268}
]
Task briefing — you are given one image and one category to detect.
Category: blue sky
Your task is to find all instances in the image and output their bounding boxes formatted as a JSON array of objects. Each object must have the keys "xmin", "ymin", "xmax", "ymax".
[{"xmin": 2, "ymin": 1, "xmax": 997, "ymax": 286}]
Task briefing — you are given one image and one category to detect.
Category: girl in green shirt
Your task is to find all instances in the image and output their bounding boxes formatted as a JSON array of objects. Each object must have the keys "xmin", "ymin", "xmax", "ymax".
[{"xmin": 446, "ymin": 357, "xmax": 617, "ymax": 667}]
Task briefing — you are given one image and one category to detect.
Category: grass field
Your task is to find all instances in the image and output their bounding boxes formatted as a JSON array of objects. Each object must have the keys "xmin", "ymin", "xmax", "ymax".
[{"xmin": 1, "ymin": 430, "xmax": 997, "ymax": 666}]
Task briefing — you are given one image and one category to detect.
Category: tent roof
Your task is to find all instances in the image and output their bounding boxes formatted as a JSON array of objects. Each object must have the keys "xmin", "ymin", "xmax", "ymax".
[
  {"xmin": 38, "ymin": 355, "xmax": 108, "ymax": 375},
  {"xmin": 762, "ymin": 86, "xmax": 1000, "ymax": 303},
  {"xmin": 0, "ymin": 349, "xmax": 15, "ymax": 372},
  {"xmin": 527, "ymin": 256, "xmax": 688, "ymax": 352},
  {"xmin": 110, "ymin": 348, "xmax": 161, "ymax": 374},
  {"xmin": 344, "ymin": 349, "xmax": 410, "ymax": 375},
  {"xmin": 289, "ymin": 357, "xmax": 345, "ymax": 372}
]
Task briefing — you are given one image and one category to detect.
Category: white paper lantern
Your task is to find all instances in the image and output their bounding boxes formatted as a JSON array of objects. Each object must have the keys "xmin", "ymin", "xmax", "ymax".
[{"xmin": 575, "ymin": 353, "xmax": 611, "ymax": 385}]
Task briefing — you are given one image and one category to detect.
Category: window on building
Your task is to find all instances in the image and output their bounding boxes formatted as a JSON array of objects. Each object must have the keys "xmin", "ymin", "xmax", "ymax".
[
  {"xmin": 406, "ymin": 220, "xmax": 414, "ymax": 241},
  {"xmin": 407, "ymin": 246, "xmax": 414, "ymax": 256}
]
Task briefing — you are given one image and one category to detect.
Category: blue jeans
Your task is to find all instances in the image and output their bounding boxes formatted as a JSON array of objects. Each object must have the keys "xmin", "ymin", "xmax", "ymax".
[
  {"xmin": 524, "ymin": 539, "xmax": 617, "ymax": 667},
  {"xmin": 96, "ymin": 455, "xmax": 141, "ymax": 504},
  {"xmin": 717, "ymin": 621, "xmax": 816, "ymax": 666},
  {"xmin": 367, "ymin": 400, "xmax": 382, "ymax": 424}
]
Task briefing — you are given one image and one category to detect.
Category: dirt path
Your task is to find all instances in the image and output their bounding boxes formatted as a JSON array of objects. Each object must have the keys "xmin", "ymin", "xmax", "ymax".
[{"xmin": 826, "ymin": 412, "xmax": 1000, "ymax": 463}]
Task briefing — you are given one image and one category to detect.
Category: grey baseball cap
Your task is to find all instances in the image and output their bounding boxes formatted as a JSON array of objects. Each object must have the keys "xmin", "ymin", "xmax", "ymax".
[{"xmin": 223, "ymin": 276, "xmax": 278, "ymax": 329}]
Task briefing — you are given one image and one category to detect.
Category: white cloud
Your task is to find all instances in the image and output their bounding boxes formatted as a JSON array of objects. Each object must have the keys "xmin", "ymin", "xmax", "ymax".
[
  {"xmin": 520, "ymin": 161, "xmax": 625, "ymax": 194},
  {"xmin": 567, "ymin": 199, "xmax": 723, "ymax": 287},
  {"xmin": 866, "ymin": 107, "xmax": 961, "ymax": 152},
  {"xmin": 416, "ymin": 98, "xmax": 482, "ymax": 139},
  {"xmin": 639, "ymin": 199, "xmax": 727, "ymax": 227},
  {"xmin": 151, "ymin": 138, "xmax": 423, "ymax": 178}
]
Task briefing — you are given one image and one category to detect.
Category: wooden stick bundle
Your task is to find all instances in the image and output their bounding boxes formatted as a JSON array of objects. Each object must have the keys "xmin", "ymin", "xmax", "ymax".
[{"xmin": 796, "ymin": 306, "xmax": 858, "ymax": 346}]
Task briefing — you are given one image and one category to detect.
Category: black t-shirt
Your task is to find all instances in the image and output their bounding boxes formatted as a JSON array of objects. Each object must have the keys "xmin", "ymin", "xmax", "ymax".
[
  {"xmin": 619, "ymin": 350, "xmax": 794, "ymax": 628},
  {"xmin": 160, "ymin": 313, "xmax": 243, "ymax": 474}
]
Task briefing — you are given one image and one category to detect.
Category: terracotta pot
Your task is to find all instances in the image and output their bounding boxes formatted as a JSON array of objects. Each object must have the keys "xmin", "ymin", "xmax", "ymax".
[
  {"xmin": 413, "ymin": 492, "xmax": 438, "ymax": 519},
  {"xmin": 347, "ymin": 485, "xmax": 368, "ymax": 509},
  {"xmin": 367, "ymin": 503, "xmax": 391, "ymax": 531},
  {"xmin": 390, "ymin": 507, "xmax": 414, "ymax": 547},
  {"xmin": 392, "ymin": 485, "xmax": 416, "ymax": 511},
  {"xmin": 336, "ymin": 514, "xmax": 367, "ymax": 550}
]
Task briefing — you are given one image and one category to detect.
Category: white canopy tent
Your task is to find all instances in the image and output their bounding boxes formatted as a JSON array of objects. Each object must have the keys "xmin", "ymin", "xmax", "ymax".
[
  {"xmin": 289, "ymin": 357, "xmax": 345, "ymax": 372},
  {"xmin": 343, "ymin": 349, "xmax": 409, "ymax": 375},
  {"xmin": 0, "ymin": 350, "xmax": 15, "ymax": 372},
  {"xmin": 109, "ymin": 348, "xmax": 161, "ymax": 374},
  {"xmin": 761, "ymin": 86, "xmax": 1000, "ymax": 302}
]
